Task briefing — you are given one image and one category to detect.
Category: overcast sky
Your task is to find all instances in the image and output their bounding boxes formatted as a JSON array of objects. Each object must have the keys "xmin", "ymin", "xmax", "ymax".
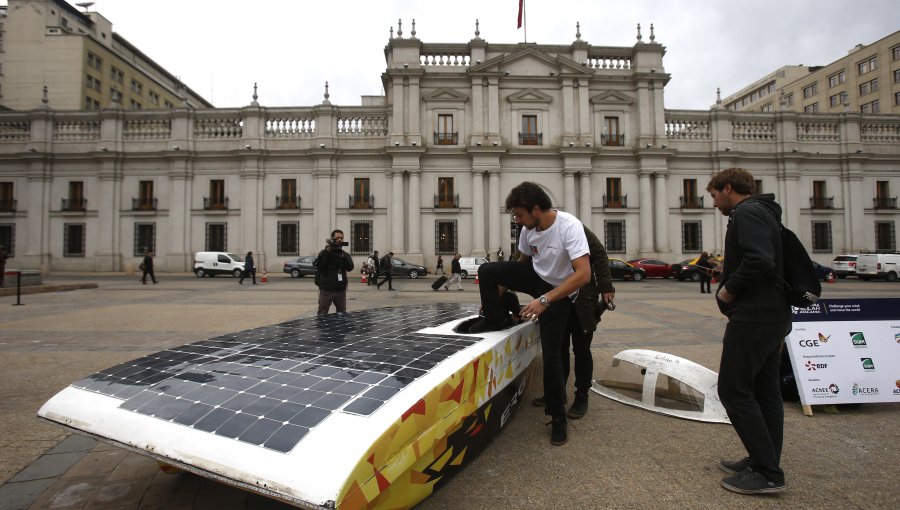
[{"xmin": 68, "ymin": 0, "xmax": 899, "ymax": 110}]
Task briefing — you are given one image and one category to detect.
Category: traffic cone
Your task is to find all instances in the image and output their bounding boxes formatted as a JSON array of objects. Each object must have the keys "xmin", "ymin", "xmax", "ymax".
[
  {"xmin": 474, "ymin": 273, "xmax": 479, "ymax": 285},
  {"xmin": 260, "ymin": 270, "xmax": 268, "ymax": 283},
  {"xmin": 827, "ymin": 272, "xmax": 835, "ymax": 284},
  {"xmin": 361, "ymin": 273, "xmax": 367, "ymax": 284}
]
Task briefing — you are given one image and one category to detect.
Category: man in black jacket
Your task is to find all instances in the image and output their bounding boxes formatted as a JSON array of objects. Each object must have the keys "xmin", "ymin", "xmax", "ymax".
[
  {"xmin": 314, "ymin": 229, "xmax": 354, "ymax": 315},
  {"xmin": 708, "ymin": 168, "xmax": 790, "ymax": 495},
  {"xmin": 376, "ymin": 252, "xmax": 394, "ymax": 290}
]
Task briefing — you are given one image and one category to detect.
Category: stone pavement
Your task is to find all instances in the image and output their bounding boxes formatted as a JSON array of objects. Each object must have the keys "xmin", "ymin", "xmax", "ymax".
[{"xmin": 0, "ymin": 274, "xmax": 897, "ymax": 509}]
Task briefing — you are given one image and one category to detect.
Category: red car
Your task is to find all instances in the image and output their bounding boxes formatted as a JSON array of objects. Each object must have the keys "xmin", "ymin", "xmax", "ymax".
[{"xmin": 628, "ymin": 258, "xmax": 677, "ymax": 278}]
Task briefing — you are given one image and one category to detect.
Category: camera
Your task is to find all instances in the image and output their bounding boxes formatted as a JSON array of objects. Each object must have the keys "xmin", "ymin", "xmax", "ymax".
[
  {"xmin": 325, "ymin": 238, "xmax": 349, "ymax": 248},
  {"xmin": 595, "ymin": 298, "xmax": 616, "ymax": 321}
]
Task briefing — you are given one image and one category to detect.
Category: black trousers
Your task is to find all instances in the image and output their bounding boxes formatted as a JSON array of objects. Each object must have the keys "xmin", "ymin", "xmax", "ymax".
[
  {"xmin": 141, "ymin": 268, "xmax": 157, "ymax": 283},
  {"xmin": 239, "ymin": 269, "xmax": 256, "ymax": 284},
  {"xmin": 563, "ymin": 308, "xmax": 593, "ymax": 395},
  {"xmin": 717, "ymin": 321, "xmax": 789, "ymax": 483},
  {"xmin": 376, "ymin": 270, "xmax": 393, "ymax": 289},
  {"xmin": 478, "ymin": 261, "xmax": 572, "ymax": 419},
  {"xmin": 699, "ymin": 271, "xmax": 711, "ymax": 293}
]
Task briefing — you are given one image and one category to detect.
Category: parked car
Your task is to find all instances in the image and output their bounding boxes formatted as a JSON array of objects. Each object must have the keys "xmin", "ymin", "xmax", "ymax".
[
  {"xmin": 193, "ymin": 252, "xmax": 245, "ymax": 278},
  {"xmin": 388, "ymin": 258, "xmax": 428, "ymax": 279},
  {"xmin": 609, "ymin": 258, "xmax": 646, "ymax": 281},
  {"xmin": 855, "ymin": 253, "xmax": 900, "ymax": 281},
  {"xmin": 672, "ymin": 256, "xmax": 723, "ymax": 282},
  {"xmin": 283, "ymin": 255, "xmax": 317, "ymax": 278},
  {"xmin": 831, "ymin": 254, "xmax": 858, "ymax": 278},
  {"xmin": 458, "ymin": 257, "xmax": 488, "ymax": 279},
  {"xmin": 811, "ymin": 261, "xmax": 834, "ymax": 281},
  {"xmin": 628, "ymin": 258, "xmax": 677, "ymax": 278}
]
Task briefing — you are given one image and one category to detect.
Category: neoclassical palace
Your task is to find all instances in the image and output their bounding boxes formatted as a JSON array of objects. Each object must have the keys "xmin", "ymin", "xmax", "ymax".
[{"xmin": 1, "ymin": 23, "xmax": 899, "ymax": 273}]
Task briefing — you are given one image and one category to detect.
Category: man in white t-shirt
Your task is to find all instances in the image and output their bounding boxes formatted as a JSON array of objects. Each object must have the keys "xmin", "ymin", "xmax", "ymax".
[{"xmin": 468, "ymin": 182, "xmax": 591, "ymax": 446}]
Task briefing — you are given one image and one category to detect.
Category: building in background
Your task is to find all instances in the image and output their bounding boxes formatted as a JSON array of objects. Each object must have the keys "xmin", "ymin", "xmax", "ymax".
[
  {"xmin": 0, "ymin": 0, "xmax": 211, "ymax": 111},
  {"xmin": 723, "ymin": 30, "xmax": 900, "ymax": 114},
  {"xmin": 0, "ymin": 18, "xmax": 898, "ymax": 274}
]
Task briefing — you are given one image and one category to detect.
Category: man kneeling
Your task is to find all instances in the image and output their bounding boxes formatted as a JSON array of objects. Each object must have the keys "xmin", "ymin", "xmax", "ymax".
[{"xmin": 468, "ymin": 182, "xmax": 591, "ymax": 446}]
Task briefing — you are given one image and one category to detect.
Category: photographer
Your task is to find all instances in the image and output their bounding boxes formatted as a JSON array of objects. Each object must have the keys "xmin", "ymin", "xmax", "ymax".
[{"xmin": 313, "ymin": 229, "xmax": 354, "ymax": 315}]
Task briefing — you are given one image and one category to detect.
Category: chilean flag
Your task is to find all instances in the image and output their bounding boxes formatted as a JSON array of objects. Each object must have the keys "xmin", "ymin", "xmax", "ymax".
[{"xmin": 517, "ymin": 0, "xmax": 524, "ymax": 29}]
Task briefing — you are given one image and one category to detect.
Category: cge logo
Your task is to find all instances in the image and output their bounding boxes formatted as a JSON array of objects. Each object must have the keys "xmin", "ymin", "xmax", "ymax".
[{"xmin": 799, "ymin": 339, "xmax": 820, "ymax": 347}]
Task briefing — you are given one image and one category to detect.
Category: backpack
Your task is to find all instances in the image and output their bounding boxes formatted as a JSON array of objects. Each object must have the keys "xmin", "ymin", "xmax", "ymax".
[{"xmin": 748, "ymin": 200, "xmax": 821, "ymax": 308}]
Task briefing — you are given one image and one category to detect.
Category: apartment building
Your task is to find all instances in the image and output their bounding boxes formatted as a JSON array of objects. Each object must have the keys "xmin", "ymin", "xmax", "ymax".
[
  {"xmin": 0, "ymin": 0, "xmax": 211, "ymax": 111},
  {"xmin": 723, "ymin": 30, "xmax": 900, "ymax": 115}
]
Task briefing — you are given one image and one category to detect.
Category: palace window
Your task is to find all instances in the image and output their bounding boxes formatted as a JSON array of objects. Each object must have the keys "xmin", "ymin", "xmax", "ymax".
[
  {"xmin": 278, "ymin": 179, "xmax": 298, "ymax": 209},
  {"xmin": 520, "ymin": 114, "xmax": 541, "ymax": 145},
  {"xmin": 602, "ymin": 117, "xmax": 624, "ymax": 146},
  {"xmin": 436, "ymin": 177, "xmax": 457, "ymax": 208},
  {"xmin": 875, "ymin": 221, "xmax": 896, "ymax": 251},
  {"xmin": 435, "ymin": 114, "xmax": 457, "ymax": 145},
  {"xmin": 682, "ymin": 221, "xmax": 702, "ymax": 253},
  {"xmin": 207, "ymin": 180, "xmax": 226, "ymax": 209},
  {"xmin": 0, "ymin": 182, "xmax": 14, "ymax": 212},
  {"xmin": 135, "ymin": 180, "xmax": 155, "ymax": 210},
  {"xmin": 205, "ymin": 223, "xmax": 227, "ymax": 252},
  {"xmin": 351, "ymin": 178, "xmax": 372, "ymax": 208},
  {"xmin": 811, "ymin": 221, "xmax": 832, "ymax": 253},
  {"xmin": 605, "ymin": 220, "xmax": 626, "ymax": 254},
  {"xmin": 605, "ymin": 178, "xmax": 625, "ymax": 208},
  {"xmin": 351, "ymin": 220, "xmax": 372, "ymax": 255},
  {"xmin": 435, "ymin": 220, "xmax": 458, "ymax": 255},
  {"xmin": 134, "ymin": 223, "xmax": 155, "ymax": 256},
  {"xmin": 64, "ymin": 223, "xmax": 86, "ymax": 257},
  {"xmin": 277, "ymin": 221, "xmax": 300, "ymax": 256},
  {"xmin": 0, "ymin": 224, "xmax": 14, "ymax": 257}
]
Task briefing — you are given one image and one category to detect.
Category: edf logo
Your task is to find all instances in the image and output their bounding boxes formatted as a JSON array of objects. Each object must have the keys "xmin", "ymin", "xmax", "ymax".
[
  {"xmin": 799, "ymin": 339, "xmax": 820, "ymax": 347},
  {"xmin": 806, "ymin": 361, "xmax": 827, "ymax": 371}
]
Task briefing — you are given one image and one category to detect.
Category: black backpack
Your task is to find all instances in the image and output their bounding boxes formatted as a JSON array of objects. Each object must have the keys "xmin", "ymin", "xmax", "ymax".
[{"xmin": 748, "ymin": 200, "xmax": 821, "ymax": 308}]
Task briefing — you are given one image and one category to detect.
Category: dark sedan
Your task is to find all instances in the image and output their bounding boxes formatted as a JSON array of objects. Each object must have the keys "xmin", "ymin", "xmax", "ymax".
[
  {"xmin": 387, "ymin": 258, "xmax": 428, "ymax": 279},
  {"xmin": 609, "ymin": 258, "xmax": 646, "ymax": 281},
  {"xmin": 812, "ymin": 261, "xmax": 834, "ymax": 281},
  {"xmin": 628, "ymin": 258, "xmax": 677, "ymax": 278},
  {"xmin": 283, "ymin": 256, "xmax": 317, "ymax": 278}
]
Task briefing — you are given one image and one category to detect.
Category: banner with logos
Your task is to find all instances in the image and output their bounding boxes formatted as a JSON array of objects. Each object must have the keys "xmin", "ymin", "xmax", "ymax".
[{"xmin": 786, "ymin": 298, "xmax": 900, "ymax": 405}]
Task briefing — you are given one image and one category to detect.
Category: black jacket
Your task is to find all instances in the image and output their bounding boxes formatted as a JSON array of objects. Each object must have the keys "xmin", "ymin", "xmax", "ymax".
[
  {"xmin": 142, "ymin": 255, "xmax": 154, "ymax": 270},
  {"xmin": 451, "ymin": 258, "xmax": 462, "ymax": 274},
  {"xmin": 717, "ymin": 193, "xmax": 791, "ymax": 324},
  {"xmin": 314, "ymin": 249, "xmax": 354, "ymax": 291},
  {"xmin": 244, "ymin": 255, "xmax": 254, "ymax": 272},
  {"xmin": 572, "ymin": 225, "xmax": 615, "ymax": 334}
]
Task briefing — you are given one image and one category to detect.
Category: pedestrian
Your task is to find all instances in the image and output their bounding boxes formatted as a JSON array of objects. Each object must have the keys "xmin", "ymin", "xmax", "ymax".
[
  {"xmin": 140, "ymin": 250, "xmax": 158, "ymax": 284},
  {"xmin": 444, "ymin": 253, "xmax": 463, "ymax": 291},
  {"xmin": 485, "ymin": 252, "xmax": 491, "ymax": 262},
  {"xmin": 532, "ymin": 226, "xmax": 615, "ymax": 420},
  {"xmin": 697, "ymin": 251, "xmax": 712, "ymax": 294},
  {"xmin": 498, "ymin": 247, "xmax": 504, "ymax": 261},
  {"xmin": 376, "ymin": 251, "xmax": 395, "ymax": 290},
  {"xmin": 239, "ymin": 251, "xmax": 256, "ymax": 285},
  {"xmin": 468, "ymin": 182, "xmax": 592, "ymax": 446},
  {"xmin": 314, "ymin": 229, "xmax": 354, "ymax": 314},
  {"xmin": 365, "ymin": 252, "xmax": 378, "ymax": 286},
  {"xmin": 0, "ymin": 245, "xmax": 7, "ymax": 288},
  {"xmin": 708, "ymin": 168, "xmax": 790, "ymax": 494},
  {"xmin": 435, "ymin": 255, "xmax": 444, "ymax": 275}
]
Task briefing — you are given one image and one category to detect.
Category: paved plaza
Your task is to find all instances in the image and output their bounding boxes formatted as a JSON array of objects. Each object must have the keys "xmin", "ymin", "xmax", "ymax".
[{"xmin": 0, "ymin": 273, "xmax": 897, "ymax": 509}]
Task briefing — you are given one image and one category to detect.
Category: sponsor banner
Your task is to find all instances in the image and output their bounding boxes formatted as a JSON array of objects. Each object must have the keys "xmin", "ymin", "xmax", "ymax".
[{"xmin": 787, "ymin": 298, "xmax": 900, "ymax": 406}]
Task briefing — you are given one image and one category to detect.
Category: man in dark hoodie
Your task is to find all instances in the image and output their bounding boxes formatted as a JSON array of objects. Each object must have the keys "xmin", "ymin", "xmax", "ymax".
[
  {"xmin": 314, "ymin": 229, "xmax": 354, "ymax": 315},
  {"xmin": 707, "ymin": 168, "xmax": 790, "ymax": 495}
]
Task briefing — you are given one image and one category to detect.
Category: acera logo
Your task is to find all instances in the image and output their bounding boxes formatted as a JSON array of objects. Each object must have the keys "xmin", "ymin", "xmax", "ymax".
[
  {"xmin": 799, "ymin": 339, "xmax": 821, "ymax": 347},
  {"xmin": 852, "ymin": 383, "xmax": 879, "ymax": 396},
  {"xmin": 861, "ymin": 358, "xmax": 875, "ymax": 371},
  {"xmin": 850, "ymin": 332, "xmax": 867, "ymax": 347},
  {"xmin": 805, "ymin": 361, "xmax": 827, "ymax": 371},
  {"xmin": 817, "ymin": 332, "xmax": 831, "ymax": 343}
]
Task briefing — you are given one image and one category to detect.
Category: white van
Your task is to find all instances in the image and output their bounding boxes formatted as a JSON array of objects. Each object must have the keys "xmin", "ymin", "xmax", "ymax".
[
  {"xmin": 458, "ymin": 257, "xmax": 488, "ymax": 279},
  {"xmin": 194, "ymin": 252, "xmax": 245, "ymax": 278},
  {"xmin": 855, "ymin": 253, "xmax": 900, "ymax": 282}
]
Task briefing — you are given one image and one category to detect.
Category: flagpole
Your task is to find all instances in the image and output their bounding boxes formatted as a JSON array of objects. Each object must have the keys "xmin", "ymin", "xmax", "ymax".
[{"xmin": 524, "ymin": 0, "xmax": 527, "ymax": 43}]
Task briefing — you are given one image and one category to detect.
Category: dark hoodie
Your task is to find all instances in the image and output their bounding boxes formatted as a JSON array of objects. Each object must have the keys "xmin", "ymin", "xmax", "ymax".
[{"xmin": 716, "ymin": 193, "xmax": 791, "ymax": 325}]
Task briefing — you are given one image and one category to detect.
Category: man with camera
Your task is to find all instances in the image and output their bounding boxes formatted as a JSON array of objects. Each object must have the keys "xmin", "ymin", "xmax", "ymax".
[{"xmin": 313, "ymin": 229, "xmax": 354, "ymax": 315}]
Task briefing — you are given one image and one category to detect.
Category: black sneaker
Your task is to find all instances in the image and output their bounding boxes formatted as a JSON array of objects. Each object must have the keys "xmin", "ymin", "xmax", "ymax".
[
  {"xmin": 466, "ymin": 316, "xmax": 512, "ymax": 334},
  {"xmin": 547, "ymin": 417, "xmax": 568, "ymax": 446},
  {"xmin": 718, "ymin": 457, "xmax": 751, "ymax": 475},
  {"xmin": 721, "ymin": 468, "xmax": 785, "ymax": 495},
  {"xmin": 567, "ymin": 392, "xmax": 588, "ymax": 419}
]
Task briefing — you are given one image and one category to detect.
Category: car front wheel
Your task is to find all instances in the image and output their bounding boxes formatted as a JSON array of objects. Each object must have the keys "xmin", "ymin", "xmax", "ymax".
[
  {"xmin": 633, "ymin": 272, "xmax": 644, "ymax": 282},
  {"xmin": 291, "ymin": 268, "xmax": 300, "ymax": 278},
  {"xmin": 233, "ymin": 269, "xmax": 243, "ymax": 278},
  {"xmin": 408, "ymin": 270, "xmax": 420, "ymax": 279},
  {"xmin": 887, "ymin": 272, "xmax": 898, "ymax": 282},
  {"xmin": 195, "ymin": 268, "xmax": 206, "ymax": 278},
  {"xmin": 461, "ymin": 271, "xmax": 469, "ymax": 279}
]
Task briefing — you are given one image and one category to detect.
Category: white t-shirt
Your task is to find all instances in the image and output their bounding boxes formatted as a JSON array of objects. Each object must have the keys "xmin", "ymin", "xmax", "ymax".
[{"xmin": 517, "ymin": 210, "xmax": 590, "ymax": 288}]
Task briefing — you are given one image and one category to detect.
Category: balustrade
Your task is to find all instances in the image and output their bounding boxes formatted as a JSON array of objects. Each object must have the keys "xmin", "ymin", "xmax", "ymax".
[
  {"xmin": 603, "ymin": 195, "xmax": 627, "ymax": 208},
  {"xmin": 61, "ymin": 198, "xmax": 87, "ymax": 211},
  {"xmin": 0, "ymin": 121, "xmax": 31, "ymax": 141},
  {"xmin": 584, "ymin": 56, "xmax": 632, "ymax": 69},
  {"xmin": 203, "ymin": 197, "xmax": 229, "ymax": 210},
  {"xmin": 665, "ymin": 118, "xmax": 710, "ymax": 140},
  {"xmin": 420, "ymin": 54, "xmax": 471, "ymax": 66},
  {"xmin": 810, "ymin": 196, "xmax": 834, "ymax": 209},
  {"xmin": 434, "ymin": 194, "xmax": 459, "ymax": 208},
  {"xmin": 519, "ymin": 133, "xmax": 542, "ymax": 145},
  {"xmin": 732, "ymin": 121, "xmax": 776, "ymax": 141},
  {"xmin": 0, "ymin": 198, "xmax": 17, "ymax": 212},
  {"xmin": 860, "ymin": 122, "xmax": 900, "ymax": 143},
  {"xmin": 797, "ymin": 122, "xmax": 839, "ymax": 142},
  {"xmin": 349, "ymin": 195, "xmax": 374, "ymax": 209},
  {"xmin": 266, "ymin": 115, "xmax": 316, "ymax": 138},
  {"xmin": 132, "ymin": 197, "xmax": 158, "ymax": 211},
  {"xmin": 336, "ymin": 115, "xmax": 389, "ymax": 137},
  {"xmin": 433, "ymin": 132, "xmax": 458, "ymax": 145},
  {"xmin": 194, "ymin": 116, "xmax": 243, "ymax": 139},
  {"xmin": 54, "ymin": 120, "xmax": 100, "ymax": 141},
  {"xmin": 680, "ymin": 196, "xmax": 704, "ymax": 209},
  {"xmin": 276, "ymin": 195, "xmax": 301, "ymax": 209},
  {"xmin": 124, "ymin": 118, "xmax": 171, "ymax": 140},
  {"xmin": 873, "ymin": 197, "xmax": 897, "ymax": 209},
  {"xmin": 601, "ymin": 134, "xmax": 626, "ymax": 146}
]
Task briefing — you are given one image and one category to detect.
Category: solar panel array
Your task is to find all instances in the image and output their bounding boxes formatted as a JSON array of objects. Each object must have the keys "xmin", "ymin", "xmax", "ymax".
[{"xmin": 73, "ymin": 304, "xmax": 481, "ymax": 453}]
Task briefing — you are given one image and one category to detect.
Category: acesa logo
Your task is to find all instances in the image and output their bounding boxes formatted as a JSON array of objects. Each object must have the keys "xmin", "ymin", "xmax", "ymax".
[
  {"xmin": 852, "ymin": 383, "xmax": 879, "ymax": 396},
  {"xmin": 860, "ymin": 358, "xmax": 875, "ymax": 371},
  {"xmin": 812, "ymin": 384, "xmax": 839, "ymax": 396},
  {"xmin": 849, "ymin": 332, "xmax": 867, "ymax": 347},
  {"xmin": 805, "ymin": 361, "xmax": 827, "ymax": 371},
  {"xmin": 894, "ymin": 380, "xmax": 900, "ymax": 396}
]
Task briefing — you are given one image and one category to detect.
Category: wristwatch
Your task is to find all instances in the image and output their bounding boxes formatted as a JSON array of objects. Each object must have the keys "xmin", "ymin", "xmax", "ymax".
[{"xmin": 538, "ymin": 295, "xmax": 550, "ymax": 307}]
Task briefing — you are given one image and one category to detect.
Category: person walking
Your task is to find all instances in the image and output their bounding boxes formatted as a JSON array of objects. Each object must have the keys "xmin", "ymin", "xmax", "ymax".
[
  {"xmin": 376, "ymin": 251, "xmax": 395, "ymax": 290},
  {"xmin": 708, "ymin": 168, "xmax": 790, "ymax": 495},
  {"xmin": 444, "ymin": 253, "xmax": 463, "ymax": 291},
  {"xmin": 140, "ymin": 250, "xmax": 157, "ymax": 284},
  {"xmin": 498, "ymin": 247, "xmax": 504, "ymax": 261},
  {"xmin": 697, "ymin": 251, "xmax": 712, "ymax": 294},
  {"xmin": 435, "ymin": 255, "xmax": 444, "ymax": 275},
  {"xmin": 468, "ymin": 182, "xmax": 592, "ymax": 446},
  {"xmin": 239, "ymin": 251, "xmax": 256, "ymax": 285},
  {"xmin": 365, "ymin": 252, "xmax": 378, "ymax": 286},
  {"xmin": 314, "ymin": 229, "xmax": 354, "ymax": 314}
]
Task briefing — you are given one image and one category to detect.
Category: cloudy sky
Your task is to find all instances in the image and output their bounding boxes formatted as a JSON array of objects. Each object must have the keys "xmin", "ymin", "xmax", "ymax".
[{"xmin": 76, "ymin": 0, "xmax": 899, "ymax": 110}]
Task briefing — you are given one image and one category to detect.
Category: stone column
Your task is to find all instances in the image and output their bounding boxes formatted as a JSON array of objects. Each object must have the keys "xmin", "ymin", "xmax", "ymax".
[
  {"xmin": 314, "ymin": 169, "xmax": 333, "ymax": 248},
  {"xmin": 487, "ymin": 77, "xmax": 500, "ymax": 135},
  {"xmin": 409, "ymin": 77, "xmax": 421, "ymax": 139},
  {"xmin": 654, "ymin": 171, "xmax": 669, "ymax": 253},
  {"xmin": 844, "ymin": 164, "xmax": 866, "ymax": 252},
  {"xmin": 392, "ymin": 77, "xmax": 404, "ymax": 138},
  {"xmin": 579, "ymin": 171, "xmax": 592, "ymax": 231},
  {"xmin": 472, "ymin": 79, "xmax": 484, "ymax": 138},
  {"xmin": 563, "ymin": 171, "xmax": 577, "ymax": 214},
  {"xmin": 577, "ymin": 79, "xmax": 591, "ymax": 143},
  {"xmin": 639, "ymin": 171, "xmax": 654, "ymax": 254},
  {"xmin": 23, "ymin": 163, "xmax": 52, "ymax": 272},
  {"xmin": 240, "ymin": 155, "xmax": 263, "ymax": 260},
  {"xmin": 472, "ymin": 170, "xmax": 485, "ymax": 255},
  {"xmin": 166, "ymin": 156, "xmax": 192, "ymax": 272},
  {"xmin": 392, "ymin": 171, "xmax": 405, "ymax": 253},
  {"xmin": 408, "ymin": 170, "xmax": 422, "ymax": 255},
  {"xmin": 488, "ymin": 171, "xmax": 501, "ymax": 257},
  {"xmin": 94, "ymin": 159, "xmax": 122, "ymax": 271},
  {"xmin": 562, "ymin": 79, "xmax": 575, "ymax": 140}
]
